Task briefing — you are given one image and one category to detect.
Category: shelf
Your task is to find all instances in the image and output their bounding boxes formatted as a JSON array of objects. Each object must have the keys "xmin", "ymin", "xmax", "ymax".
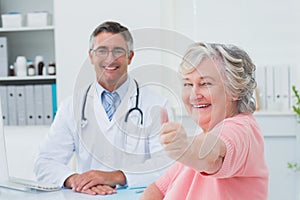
[
  {"xmin": 254, "ymin": 111, "xmax": 296, "ymax": 116},
  {"xmin": 0, "ymin": 75, "xmax": 56, "ymax": 81},
  {"xmin": 0, "ymin": 26, "xmax": 54, "ymax": 33},
  {"xmin": 4, "ymin": 125, "xmax": 51, "ymax": 130},
  {"xmin": 0, "ymin": 0, "xmax": 56, "ymax": 127},
  {"xmin": 0, "ymin": 76, "xmax": 56, "ymax": 85}
]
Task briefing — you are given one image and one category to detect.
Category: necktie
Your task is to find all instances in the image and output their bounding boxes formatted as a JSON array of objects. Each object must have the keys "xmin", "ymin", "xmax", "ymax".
[{"xmin": 102, "ymin": 91, "xmax": 120, "ymax": 121}]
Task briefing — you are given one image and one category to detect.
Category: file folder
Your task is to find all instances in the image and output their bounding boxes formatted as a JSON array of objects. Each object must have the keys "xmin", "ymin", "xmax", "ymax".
[
  {"xmin": 43, "ymin": 84, "xmax": 53, "ymax": 125},
  {"xmin": 265, "ymin": 66, "xmax": 275, "ymax": 111},
  {"xmin": 255, "ymin": 67, "xmax": 266, "ymax": 111},
  {"xmin": 0, "ymin": 37, "xmax": 8, "ymax": 77},
  {"xmin": 274, "ymin": 66, "xmax": 290, "ymax": 111},
  {"xmin": 24, "ymin": 85, "xmax": 35, "ymax": 125},
  {"xmin": 34, "ymin": 84, "xmax": 44, "ymax": 125},
  {"xmin": 289, "ymin": 66, "xmax": 298, "ymax": 110},
  {"xmin": 7, "ymin": 86, "xmax": 17, "ymax": 125},
  {"xmin": 52, "ymin": 84, "xmax": 57, "ymax": 119},
  {"xmin": 0, "ymin": 86, "xmax": 8, "ymax": 125},
  {"xmin": 16, "ymin": 85, "xmax": 26, "ymax": 125}
]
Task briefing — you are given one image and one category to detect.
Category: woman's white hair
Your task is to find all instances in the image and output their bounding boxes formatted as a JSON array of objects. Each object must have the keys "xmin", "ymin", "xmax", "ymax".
[{"xmin": 179, "ymin": 42, "xmax": 257, "ymax": 114}]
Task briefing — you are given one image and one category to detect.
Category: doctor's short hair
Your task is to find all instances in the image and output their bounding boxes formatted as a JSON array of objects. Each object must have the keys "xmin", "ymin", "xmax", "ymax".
[
  {"xmin": 89, "ymin": 21, "xmax": 134, "ymax": 52},
  {"xmin": 179, "ymin": 42, "xmax": 257, "ymax": 114}
]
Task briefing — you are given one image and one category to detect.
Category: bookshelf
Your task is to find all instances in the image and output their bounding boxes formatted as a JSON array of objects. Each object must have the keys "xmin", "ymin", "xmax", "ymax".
[{"xmin": 0, "ymin": 0, "xmax": 56, "ymax": 126}]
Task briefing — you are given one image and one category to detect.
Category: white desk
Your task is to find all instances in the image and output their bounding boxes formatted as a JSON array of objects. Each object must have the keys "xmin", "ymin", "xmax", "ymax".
[{"xmin": 0, "ymin": 187, "xmax": 142, "ymax": 200}]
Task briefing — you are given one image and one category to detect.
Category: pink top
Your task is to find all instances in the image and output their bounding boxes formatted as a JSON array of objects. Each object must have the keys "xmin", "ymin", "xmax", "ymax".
[{"xmin": 155, "ymin": 114, "xmax": 269, "ymax": 200}]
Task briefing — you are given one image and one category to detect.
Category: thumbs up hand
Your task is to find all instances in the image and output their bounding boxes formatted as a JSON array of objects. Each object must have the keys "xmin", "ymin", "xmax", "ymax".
[
  {"xmin": 160, "ymin": 108, "xmax": 189, "ymax": 161},
  {"xmin": 160, "ymin": 108, "xmax": 226, "ymax": 174}
]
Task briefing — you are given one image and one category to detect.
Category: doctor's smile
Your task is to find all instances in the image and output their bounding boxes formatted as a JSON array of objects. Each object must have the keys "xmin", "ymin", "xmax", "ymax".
[{"xmin": 102, "ymin": 64, "xmax": 121, "ymax": 71}]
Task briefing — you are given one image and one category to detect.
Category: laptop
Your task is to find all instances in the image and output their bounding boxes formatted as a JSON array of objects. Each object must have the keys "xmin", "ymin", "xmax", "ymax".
[{"xmin": 0, "ymin": 100, "xmax": 61, "ymax": 192}]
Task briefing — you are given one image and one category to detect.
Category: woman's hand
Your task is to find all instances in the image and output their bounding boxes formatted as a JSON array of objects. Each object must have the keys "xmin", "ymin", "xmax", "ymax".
[
  {"xmin": 160, "ymin": 108, "xmax": 190, "ymax": 161},
  {"xmin": 159, "ymin": 108, "xmax": 226, "ymax": 174}
]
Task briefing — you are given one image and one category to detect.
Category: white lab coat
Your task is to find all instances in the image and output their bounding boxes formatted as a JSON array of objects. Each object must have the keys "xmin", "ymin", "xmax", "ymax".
[{"xmin": 34, "ymin": 78, "xmax": 174, "ymax": 188}]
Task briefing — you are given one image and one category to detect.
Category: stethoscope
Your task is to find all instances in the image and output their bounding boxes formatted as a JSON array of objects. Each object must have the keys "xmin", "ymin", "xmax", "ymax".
[
  {"xmin": 81, "ymin": 79, "xmax": 143, "ymax": 128},
  {"xmin": 80, "ymin": 79, "xmax": 150, "ymax": 159}
]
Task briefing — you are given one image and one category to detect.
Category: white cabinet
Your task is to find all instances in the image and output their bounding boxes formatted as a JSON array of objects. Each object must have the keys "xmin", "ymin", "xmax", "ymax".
[
  {"xmin": 255, "ymin": 113, "xmax": 299, "ymax": 200},
  {"xmin": 0, "ymin": 27, "xmax": 55, "ymax": 68},
  {"xmin": 0, "ymin": 0, "xmax": 55, "ymax": 69},
  {"xmin": 0, "ymin": 0, "xmax": 57, "ymax": 126}
]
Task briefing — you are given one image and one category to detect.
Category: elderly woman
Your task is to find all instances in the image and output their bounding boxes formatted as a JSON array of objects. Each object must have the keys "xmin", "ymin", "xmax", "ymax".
[{"xmin": 140, "ymin": 43, "xmax": 269, "ymax": 200}]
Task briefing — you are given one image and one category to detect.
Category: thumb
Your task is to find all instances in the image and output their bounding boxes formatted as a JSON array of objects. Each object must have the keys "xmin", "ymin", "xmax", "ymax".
[{"xmin": 160, "ymin": 108, "xmax": 169, "ymax": 125}]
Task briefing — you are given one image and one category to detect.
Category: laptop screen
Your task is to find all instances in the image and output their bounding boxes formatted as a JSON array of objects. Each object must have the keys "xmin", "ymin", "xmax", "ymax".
[{"xmin": 0, "ymin": 98, "xmax": 48, "ymax": 182}]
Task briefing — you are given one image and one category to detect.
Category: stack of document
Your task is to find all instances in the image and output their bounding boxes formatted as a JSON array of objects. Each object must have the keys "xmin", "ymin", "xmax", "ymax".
[
  {"xmin": 0, "ymin": 83, "xmax": 57, "ymax": 126},
  {"xmin": 255, "ymin": 65, "xmax": 294, "ymax": 112}
]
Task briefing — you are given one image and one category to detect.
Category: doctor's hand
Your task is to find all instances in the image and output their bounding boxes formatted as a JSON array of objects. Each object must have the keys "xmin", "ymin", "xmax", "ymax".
[
  {"xmin": 160, "ymin": 108, "xmax": 190, "ymax": 161},
  {"xmin": 64, "ymin": 170, "xmax": 126, "ymax": 195},
  {"xmin": 78, "ymin": 183, "xmax": 116, "ymax": 196}
]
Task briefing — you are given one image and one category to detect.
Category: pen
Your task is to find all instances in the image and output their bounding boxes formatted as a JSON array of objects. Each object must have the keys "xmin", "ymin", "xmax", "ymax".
[
  {"xmin": 128, "ymin": 186, "xmax": 146, "ymax": 194},
  {"xmin": 135, "ymin": 189, "xmax": 145, "ymax": 194}
]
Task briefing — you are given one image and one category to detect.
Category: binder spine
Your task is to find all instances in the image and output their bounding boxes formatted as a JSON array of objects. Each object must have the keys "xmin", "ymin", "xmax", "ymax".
[
  {"xmin": 0, "ymin": 37, "xmax": 8, "ymax": 77},
  {"xmin": 16, "ymin": 85, "xmax": 26, "ymax": 125},
  {"xmin": 51, "ymin": 83, "xmax": 57, "ymax": 119}
]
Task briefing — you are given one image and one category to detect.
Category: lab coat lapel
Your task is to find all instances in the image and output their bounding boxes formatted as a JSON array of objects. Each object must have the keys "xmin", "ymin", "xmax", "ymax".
[
  {"xmin": 92, "ymin": 79, "xmax": 137, "ymax": 131},
  {"xmin": 79, "ymin": 80, "xmax": 138, "ymax": 169},
  {"xmin": 80, "ymin": 85, "xmax": 117, "ymax": 168},
  {"xmin": 109, "ymin": 79, "xmax": 136, "ymax": 129}
]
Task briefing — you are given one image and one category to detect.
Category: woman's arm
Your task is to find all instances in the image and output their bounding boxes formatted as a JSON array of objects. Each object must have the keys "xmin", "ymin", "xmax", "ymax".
[
  {"xmin": 140, "ymin": 183, "xmax": 164, "ymax": 200},
  {"xmin": 160, "ymin": 121, "xmax": 226, "ymax": 174}
]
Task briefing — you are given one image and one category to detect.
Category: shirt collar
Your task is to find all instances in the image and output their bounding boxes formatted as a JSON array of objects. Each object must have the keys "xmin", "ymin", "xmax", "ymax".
[{"xmin": 96, "ymin": 77, "xmax": 130, "ymax": 100}]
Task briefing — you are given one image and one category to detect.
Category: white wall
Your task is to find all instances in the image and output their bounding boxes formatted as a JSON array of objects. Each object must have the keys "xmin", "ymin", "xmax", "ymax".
[
  {"xmin": 54, "ymin": 0, "xmax": 162, "ymax": 103},
  {"xmin": 54, "ymin": 0, "xmax": 300, "ymax": 109},
  {"xmin": 161, "ymin": 0, "xmax": 300, "ymax": 113},
  {"xmin": 172, "ymin": 0, "xmax": 300, "ymax": 67}
]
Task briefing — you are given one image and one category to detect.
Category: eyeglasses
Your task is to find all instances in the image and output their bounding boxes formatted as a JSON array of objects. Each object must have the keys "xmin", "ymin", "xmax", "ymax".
[{"xmin": 91, "ymin": 47, "xmax": 127, "ymax": 58}]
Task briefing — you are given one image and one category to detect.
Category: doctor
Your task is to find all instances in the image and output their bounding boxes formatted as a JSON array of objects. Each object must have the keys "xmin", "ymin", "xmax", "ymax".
[{"xmin": 34, "ymin": 21, "xmax": 173, "ymax": 196}]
